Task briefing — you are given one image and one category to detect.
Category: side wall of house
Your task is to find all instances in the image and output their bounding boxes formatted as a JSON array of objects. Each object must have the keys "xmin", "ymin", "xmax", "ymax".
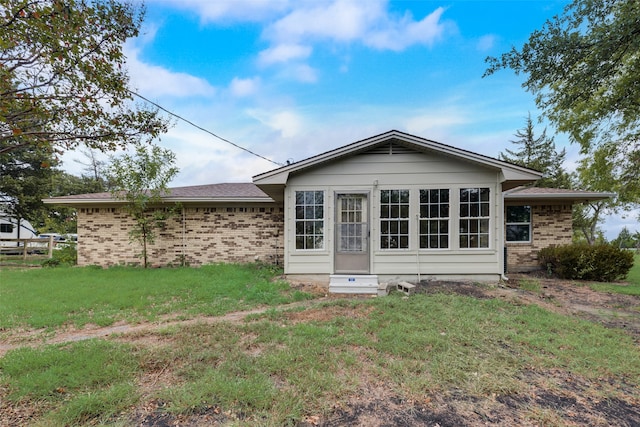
[
  {"xmin": 77, "ymin": 204, "xmax": 284, "ymax": 267},
  {"xmin": 505, "ymin": 203, "xmax": 573, "ymax": 272}
]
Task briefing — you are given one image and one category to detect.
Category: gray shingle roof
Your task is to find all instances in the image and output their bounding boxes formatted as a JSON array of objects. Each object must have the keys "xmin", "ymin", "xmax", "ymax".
[{"xmin": 43, "ymin": 183, "xmax": 272, "ymax": 205}]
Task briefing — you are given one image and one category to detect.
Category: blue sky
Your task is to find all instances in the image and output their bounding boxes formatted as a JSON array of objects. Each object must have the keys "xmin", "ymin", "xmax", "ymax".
[{"xmin": 61, "ymin": 0, "xmax": 636, "ymax": 239}]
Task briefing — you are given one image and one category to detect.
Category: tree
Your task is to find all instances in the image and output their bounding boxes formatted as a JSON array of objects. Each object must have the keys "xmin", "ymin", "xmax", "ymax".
[
  {"xmin": 611, "ymin": 227, "xmax": 637, "ymax": 249},
  {"xmin": 500, "ymin": 113, "xmax": 571, "ymax": 188},
  {"xmin": 0, "ymin": 0, "xmax": 169, "ymax": 155},
  {"xmin": 485, "ymin": 0, "xmax": 640, "ymax": 200},
  {"xmin": 37, "ymin": 170, "xmax": 106, "ymax": 234},
  {"xmin": 73, "ymin": 148, "xmax": 110, "ymax": 193},
  {"xmin": 571, "ymin": 143, "xmax": 624, "ymax": 244},
  {"xmin": 0, "ymin": 140, "xmax": 56, "ymax": 235},
  {"xmin": 106, "ymin": 143, "xmax": 179, "ymax": 268}
]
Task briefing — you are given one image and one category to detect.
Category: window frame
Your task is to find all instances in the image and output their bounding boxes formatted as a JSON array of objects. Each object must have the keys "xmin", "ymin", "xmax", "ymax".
[
  {"xmin": 379, "ymin": 189, "xmax": 410, "ymax": 250},
  {"xmin": 505, "ymin": 205, "xmax": 532, "ymax": 243},
  {"xmin": 419, "ymin": 188, "xmax": 450, "ymax": 250},
  {"xmin": 294, "ymin": 190, "xmax": 325, "ymax": 251},
  {"xmin": 459, "ymin": 187, "xmax": 491, "ymax": 249}
]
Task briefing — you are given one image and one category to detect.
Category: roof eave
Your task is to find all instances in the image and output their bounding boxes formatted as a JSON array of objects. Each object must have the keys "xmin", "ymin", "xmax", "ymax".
[
  {"xmin": 504, "ymin": 192, "xmax": 614, "ymax": 202},
  {"xmin": 43, "ymin": 197, "xmax": 274, "ymax": 206}
]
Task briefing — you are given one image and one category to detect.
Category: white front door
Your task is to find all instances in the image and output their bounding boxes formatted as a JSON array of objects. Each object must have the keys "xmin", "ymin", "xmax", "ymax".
[{"xmin": 334, "ymin": 193, "xmax": 369, "ymax": 274}]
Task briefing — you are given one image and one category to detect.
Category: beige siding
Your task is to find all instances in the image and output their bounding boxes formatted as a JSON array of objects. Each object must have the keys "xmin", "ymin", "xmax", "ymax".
[
  {"xmin": 77, "ymin": 204, "xmax": 284, "ymax": 267},
  {"xmin": 285, "ymin": 150, "xmax": 504, "ymax": 278},
  {"xmin": 505, "ymin": 203, "xmax": 573, "ymax": 272}
]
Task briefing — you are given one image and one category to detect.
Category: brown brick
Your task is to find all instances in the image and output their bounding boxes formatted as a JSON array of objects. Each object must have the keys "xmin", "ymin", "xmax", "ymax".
[{"xmin": 77, "ymin": 204, "xmax": 284, "ymax": 267}]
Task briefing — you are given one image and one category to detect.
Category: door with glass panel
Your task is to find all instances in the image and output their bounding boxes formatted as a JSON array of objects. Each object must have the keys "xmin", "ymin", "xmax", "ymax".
[{"xmin": 334, "ymin": 193, "xmax": 369, "ymax": 274}]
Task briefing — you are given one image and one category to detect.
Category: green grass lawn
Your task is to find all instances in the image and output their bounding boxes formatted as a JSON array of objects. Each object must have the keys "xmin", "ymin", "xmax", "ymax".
[
  {"xmin": 1, "ymin": 263, "xmax": 638, "ymax": 426},
  {"xmin": 0, "ymin": 263, "xmax": 312, "ymax": 329},
  {"xmin": 588, "ymin": 252, "xmax": 640, "ymax": 295}
]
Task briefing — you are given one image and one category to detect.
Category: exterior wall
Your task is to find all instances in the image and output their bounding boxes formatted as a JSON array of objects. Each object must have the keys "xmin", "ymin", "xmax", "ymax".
[
  {"xmin": 505, "ymin": 203, "xmax": 573, "ymax": 272},
  {"xmin": 77, "ymin": 204, "xmax": 284, "ymax": 267},
  {"xmin": 284, "ymin": 149, "xmax": 505, "ymax": 279}
]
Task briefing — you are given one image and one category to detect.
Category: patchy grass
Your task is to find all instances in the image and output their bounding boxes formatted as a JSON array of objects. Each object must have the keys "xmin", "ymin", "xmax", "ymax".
[
  {"xmin": 0, "ymin": 340, "xmax": 140, "ymax": 425},
  {"xmin": 2, "ymin": 289, "xmax": 638, "ymax": 426},
  {"xmin": 517, "ymin": 278, "xmax": 541, "ymax": 293},
  {"xmin": 0, "ymin": 263, "xmax": 312, "ymax": 330}
]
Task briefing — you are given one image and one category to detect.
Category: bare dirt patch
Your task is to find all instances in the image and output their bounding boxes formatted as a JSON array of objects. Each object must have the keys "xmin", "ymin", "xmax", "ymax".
[{"xmin": 498, "ymin": 274, "xmax": 640, "ymax": 342}]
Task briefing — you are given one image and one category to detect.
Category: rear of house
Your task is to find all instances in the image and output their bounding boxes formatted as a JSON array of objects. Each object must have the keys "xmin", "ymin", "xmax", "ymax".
[{"xmin": 44, "ymin": 130, "xmax": 611, "ymax": 287}]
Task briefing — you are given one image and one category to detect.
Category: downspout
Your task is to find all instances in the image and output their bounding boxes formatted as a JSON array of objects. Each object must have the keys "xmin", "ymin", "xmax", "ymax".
[
  {"xmin": 181, "ymin": 206, "xmax": 186, "ymax": 266},
  {"xmin": 415, "ymin": 214, "xmax": 421, "ymax": 283},
  {"xmin": 499, "ymin": 183, "xmax": 509, "ymax": 282}
]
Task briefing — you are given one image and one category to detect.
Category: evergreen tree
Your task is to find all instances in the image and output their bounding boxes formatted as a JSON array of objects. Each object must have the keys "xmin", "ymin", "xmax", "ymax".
[{"xmin": 500, "ymin": 114, "xmax": 571, "ymax": 188}]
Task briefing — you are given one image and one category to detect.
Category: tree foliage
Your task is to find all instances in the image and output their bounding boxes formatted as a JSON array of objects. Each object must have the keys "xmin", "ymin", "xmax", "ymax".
[
  {"xmin": 500, "ymin": 113, "xmax": 571, "ymax": 188},
  {"xmin": 611, "ymin": 227, "xmax": 639, "ymax": 249},
  {"xmin": 106, "ymin": 143, "xmax": 179, "ymax": 268},
  {"xmin": 571, "ymin": 143, "xmax": 626, "ymax": 244},
  {"xmin": 0, "ymin": 0, "xmax": 169, "ymax": 155},
  {"xmin": 485, "ymin": 0, "xmax": 640, "ymax": 198},
  {"xmin": 0, "ymin": 141, "xmax": 55, "ymax": 230}
]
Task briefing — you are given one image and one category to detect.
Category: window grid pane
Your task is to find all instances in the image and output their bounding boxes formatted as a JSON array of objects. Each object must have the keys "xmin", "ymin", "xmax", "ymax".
[
  {"xmin": 419, "ymin": 189, "xmax": 449, "ymax": 249},
  {"xmin": 506, "ymin": 205, "xmax": 531, "ymax": 242},
  {"xmin": 295, "ymin": 191, "xmax": 324, "ymax": 250},
  {"xmin": 459, "ymin": 188, "xmax": 490, "ymax": 248},
  {"xmin": 380, "ymin": 189, "xmax": 410, "ymax": 249}
]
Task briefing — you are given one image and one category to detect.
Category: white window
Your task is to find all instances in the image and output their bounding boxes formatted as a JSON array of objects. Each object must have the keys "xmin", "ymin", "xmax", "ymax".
[
  {"xmin": 419, "ymin": 189, "xmax": 449, "ymax": 249},
  {"xmin": 459, "ymin": 188, "xmax": 490, "ymax": 248},
  {"xmin": 295, "ymin": 191, "xmax": 324, "ymax": 250},
  {"xmin": 506, "ymin": 206, "xmax": 531, "ymax": 242},
  {"xmin": 380, "ymin": 190, "xmax": 410, "ymax": 249}
]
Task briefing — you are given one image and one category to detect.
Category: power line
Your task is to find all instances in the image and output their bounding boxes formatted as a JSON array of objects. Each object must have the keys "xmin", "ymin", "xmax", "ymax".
[{"xmin": 129, "ymin": 90, "xmax": 284, "ymax": 167}]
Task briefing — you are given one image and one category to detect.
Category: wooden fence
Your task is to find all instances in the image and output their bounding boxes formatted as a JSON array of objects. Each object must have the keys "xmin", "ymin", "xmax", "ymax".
[{"xmin": 0, "ymin": 236, "xmax": 76, "ymax": 259}]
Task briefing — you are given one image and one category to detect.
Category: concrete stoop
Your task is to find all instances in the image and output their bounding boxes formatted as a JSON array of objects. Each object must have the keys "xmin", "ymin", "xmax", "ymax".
[{"xmin": 329, "ymin": 274, "xmax": 379, "ymax": 294}]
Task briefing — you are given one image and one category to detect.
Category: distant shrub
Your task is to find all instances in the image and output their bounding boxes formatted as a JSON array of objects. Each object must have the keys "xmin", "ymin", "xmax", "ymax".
[
  {"xmin": 43, "ymin": 245, "xmax": 77, "ymax": 268},
  {"xmin": 539, "ymin": 244, "xmax": 634, "ymax": 282}
]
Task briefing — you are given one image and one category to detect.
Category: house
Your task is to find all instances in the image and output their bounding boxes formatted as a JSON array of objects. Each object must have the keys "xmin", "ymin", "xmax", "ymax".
[{"xmin": 44, "ymin": 130, "xmax": 611, "ymax": 291}]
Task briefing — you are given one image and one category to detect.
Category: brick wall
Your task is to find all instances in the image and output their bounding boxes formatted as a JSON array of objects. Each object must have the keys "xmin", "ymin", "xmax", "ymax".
[
  {"xmin": 506, "ymin": 204, "xmax": 573, "ymax": 272},
  {"xmin": 77, "ymin": 204, "xmax": 284, "ymax": 267}
]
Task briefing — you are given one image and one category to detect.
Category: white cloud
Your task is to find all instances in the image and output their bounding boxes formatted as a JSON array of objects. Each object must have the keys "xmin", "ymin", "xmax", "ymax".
[
  {"xmin": 163, "ymin": 0, "xmax": 453, "ymax": 76},
  {"xmin": 476, "ymin": 34, "xmax": 496, "ymax": 52},
  {"xmin": 365, "ymin": 7, "xmax": 449, "ymax": 51},
  {"xmin": 248, "ymin": 109, "xmax": 305, "ymax": 138},
  {"xmin": 229, "ymin": 77, "xmax": 260, "ymax": 97},
  {"xmin": 288, "ymin": 64, "xmax": 319, "ymax": 83},
  {"xmin": 258, "ymin": 43, "xmax": 312, "ymax": 66},
  {"xmin": 266, "ymin": 0, "xmax": 383, "ymax": 43},
  {"xmin": 125, "ymin": 46, "xmax": 216, "ymax": 98},
  {"xmin": 404, "ymin": 109, "xmax": 470, "ymax": 136},
  {"xmin": 148, "ymin": 0, "xmax": 291, "ymax": 22}
]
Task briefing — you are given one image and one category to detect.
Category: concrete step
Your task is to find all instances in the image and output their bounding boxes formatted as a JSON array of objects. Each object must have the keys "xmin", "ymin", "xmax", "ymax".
[{"xmin": 329, "ymin": 274, "xmax": 379, "ymax": 294}]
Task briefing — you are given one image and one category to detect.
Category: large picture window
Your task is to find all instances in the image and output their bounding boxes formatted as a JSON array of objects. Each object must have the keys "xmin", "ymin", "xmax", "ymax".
[
  {"xmin": 295, "ymin": 191, "xmax": 324, "ymax": 250},
  {"xmin": 380, "ymin": 189, "xmax": 410, "ymax": 249},
  {"xmin": 419, "ymin": 189, "xmax": 449, "ymax": 249},
  {"xmin": 506, "ymin": 205, "xmax": 531, "ymax": 242},
  {"xmin": 459, "ymin": 188, "xmax": 490, "ymax": 248}
]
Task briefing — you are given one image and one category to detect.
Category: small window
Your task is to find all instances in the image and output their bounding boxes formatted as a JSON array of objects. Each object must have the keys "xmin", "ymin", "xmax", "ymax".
[
  {"xmin": 1, "ymin": 223, "xmax": 14, "ymax": 233},
  {"xmin": 419, "ymin": 189, "xmax": 449, "ymax": 249},
  {"xmin": 295, "ymin": 191, "xmax": 324, "ymax": 250},
  {"xmin": 380, "ymin": 189, "xmax": 410, "ymax": 249},
  {"xmin": 459, "ymin": 188, "xmax": 490, "ymax": 248},
  {"xmin": 506, "ymin": 206, "xmax": 531, "ymax": 242}
]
